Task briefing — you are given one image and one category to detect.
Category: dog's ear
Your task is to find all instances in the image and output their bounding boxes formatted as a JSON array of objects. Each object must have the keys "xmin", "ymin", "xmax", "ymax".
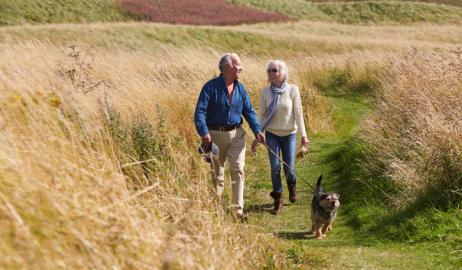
[{"xmin": 334, "ymin": 193, "xmax": 340, "ymax": 199}]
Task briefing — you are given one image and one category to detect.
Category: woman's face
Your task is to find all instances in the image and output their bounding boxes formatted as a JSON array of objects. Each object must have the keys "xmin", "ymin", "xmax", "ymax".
[{"xmin": 267, "ymin": 64, "xmax": 282, "ymax": 86}]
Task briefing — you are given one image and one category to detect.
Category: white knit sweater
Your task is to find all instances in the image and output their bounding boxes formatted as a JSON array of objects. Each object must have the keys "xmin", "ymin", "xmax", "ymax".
[{"xmin": 258, "ymin": 83, "xmax": 307, "ymax": 137}]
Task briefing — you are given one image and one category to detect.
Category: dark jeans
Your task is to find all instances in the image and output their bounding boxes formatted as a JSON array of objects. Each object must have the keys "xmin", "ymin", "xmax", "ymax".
[{"xmin": 265, "ymin": 131, "xmax": 296, "ymax": 193}]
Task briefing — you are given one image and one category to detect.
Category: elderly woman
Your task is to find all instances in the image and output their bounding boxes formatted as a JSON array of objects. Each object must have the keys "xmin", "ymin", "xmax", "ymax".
[{"xmin": 252, "ymin": 60, "xmax": 309, "ymax": 214}]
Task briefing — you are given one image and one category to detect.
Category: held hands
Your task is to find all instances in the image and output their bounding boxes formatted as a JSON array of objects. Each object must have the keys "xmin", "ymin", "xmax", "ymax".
[
  {"xmin": 256, "ymin": 132, "xmax": 265, "ymax": 144},
  {"xmin": 251, "ymin": 132, "xmax": 266, "ymax": 154}
]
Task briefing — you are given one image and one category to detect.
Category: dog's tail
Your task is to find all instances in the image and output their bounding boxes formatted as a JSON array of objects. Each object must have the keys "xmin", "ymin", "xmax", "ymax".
[{"xmin": 316, "ymin": 174, "xmax": 323, "ymax": 193}]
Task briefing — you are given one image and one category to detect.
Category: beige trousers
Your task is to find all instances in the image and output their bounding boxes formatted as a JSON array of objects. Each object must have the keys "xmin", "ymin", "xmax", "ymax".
[{"xmin": 209, "ymin": 127, "xmax": 246, "ymax": 215}]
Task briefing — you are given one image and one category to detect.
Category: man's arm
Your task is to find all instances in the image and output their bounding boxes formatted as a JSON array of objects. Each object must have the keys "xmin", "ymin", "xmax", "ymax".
[
  {"xmin": 194, "ymin": 85, "xmax": 210, "ymax": 137},
  {"xmin": 241, "ymin": 87, "xmax": 265, "ymax": 143}
]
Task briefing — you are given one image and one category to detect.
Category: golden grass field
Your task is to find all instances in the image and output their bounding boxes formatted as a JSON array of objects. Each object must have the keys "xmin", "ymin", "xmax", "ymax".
[{"xmin": 1, "ymin": 20, "xmax": 461, "ymax": 268}]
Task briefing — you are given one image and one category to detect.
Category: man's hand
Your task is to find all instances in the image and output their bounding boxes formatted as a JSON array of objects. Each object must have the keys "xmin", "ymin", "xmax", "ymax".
[
  {"xmin": 256, "ymin": 132, "xmax": 265, "ymax": 144},
  {"xmin": 202, "ymin": 134, "xmax": 212, "ymax": 145}
]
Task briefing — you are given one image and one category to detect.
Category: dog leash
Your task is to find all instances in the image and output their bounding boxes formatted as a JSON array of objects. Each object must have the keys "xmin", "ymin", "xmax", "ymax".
[{"xmin": 261, "ymin": 143, "xmax": 317, "ymax": 192}]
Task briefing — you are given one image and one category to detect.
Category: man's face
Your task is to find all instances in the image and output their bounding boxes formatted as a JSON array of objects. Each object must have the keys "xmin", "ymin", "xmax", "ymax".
[{"xmin": 224, "ymin": 56, "xmax": 242, "ymax": 80}]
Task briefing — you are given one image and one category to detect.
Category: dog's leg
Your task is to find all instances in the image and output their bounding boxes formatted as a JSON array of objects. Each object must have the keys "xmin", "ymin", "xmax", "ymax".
[
  {"xmin": 321, "ymin": 223, "xmax": 331, "ymax": 237},
  {"xmin": 315, "ymin": 224, "xmax": 323, "ymax": 239},
  {"xmin": 315, "ymin": 230, "xmax": 323, "ymax": 239}
]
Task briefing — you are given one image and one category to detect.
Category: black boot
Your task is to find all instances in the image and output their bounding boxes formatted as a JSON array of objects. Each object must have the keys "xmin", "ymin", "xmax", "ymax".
[
  {"xmin": 288, "ymin": 182, "xmax": 297, "ymax": 203},
  {"xmin": 270, "ymin": 191, "xmax": 283, "ymax": 214}
]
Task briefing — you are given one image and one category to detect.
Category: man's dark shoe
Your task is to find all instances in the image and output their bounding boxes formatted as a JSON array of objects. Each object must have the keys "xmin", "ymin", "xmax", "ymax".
[
  {"xmin": 270, "ymin": 191, "xmax": 283, "ymax": 214},
  {"xmin": 288, "ymin": 182, "xmax": 297, "ymax": 203}
]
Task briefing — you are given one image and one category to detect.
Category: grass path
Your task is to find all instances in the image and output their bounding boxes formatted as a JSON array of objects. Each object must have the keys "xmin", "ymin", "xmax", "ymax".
[{"xmin": 243, "ymin": 95, "xmax": 460, "ymax": 269}]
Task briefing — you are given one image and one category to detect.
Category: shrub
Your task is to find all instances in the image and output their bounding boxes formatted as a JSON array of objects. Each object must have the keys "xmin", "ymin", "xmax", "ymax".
[
  {"xmin": 106, "ymin": 106, "xmax": 171, "ymax": 185},
  {"xmin": 306, "ymin": 63, "xmax": 382, "ymax": 97}
]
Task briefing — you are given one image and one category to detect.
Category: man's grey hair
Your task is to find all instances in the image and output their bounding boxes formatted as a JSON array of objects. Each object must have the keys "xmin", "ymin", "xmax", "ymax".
[
  {"xmin": 267, "ymin": 60, "xmax": 289, "ymax": 82},
  {"xmin": 219, "ymin": 53, "xmax": 239, "ymax": 72}
]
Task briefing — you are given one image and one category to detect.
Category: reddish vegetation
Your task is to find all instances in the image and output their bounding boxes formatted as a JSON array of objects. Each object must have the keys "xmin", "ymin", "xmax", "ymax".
[{"xmin": 119, "ymin": 0, "xmax": 290, "ymax": 25}]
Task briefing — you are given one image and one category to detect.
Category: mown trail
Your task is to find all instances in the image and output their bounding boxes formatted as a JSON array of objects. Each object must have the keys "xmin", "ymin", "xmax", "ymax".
[{"xmin": 244, "ymin": 94, "xmax": 457, "ymax": 269}]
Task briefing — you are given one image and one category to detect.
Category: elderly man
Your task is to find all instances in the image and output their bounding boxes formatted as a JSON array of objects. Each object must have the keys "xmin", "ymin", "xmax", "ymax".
[{"xmin": 194, "ymin": 53, "xmax": 265, "ymax": 218}]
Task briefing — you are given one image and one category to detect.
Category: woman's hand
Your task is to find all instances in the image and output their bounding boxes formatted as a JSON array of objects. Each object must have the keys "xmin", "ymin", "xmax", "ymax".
[
  {"xmin": 301, "ymin": 136, "xmax": 310, "ymax": 149},
  {"xmin": 296, "ymin": 136, "xmax": 310, "ymax": 159}
]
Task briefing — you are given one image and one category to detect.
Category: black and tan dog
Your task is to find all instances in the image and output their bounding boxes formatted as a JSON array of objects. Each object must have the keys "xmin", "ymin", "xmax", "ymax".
[{"xmin": 309, "ymin": 175, "xmax": 340, "ymax": 239}]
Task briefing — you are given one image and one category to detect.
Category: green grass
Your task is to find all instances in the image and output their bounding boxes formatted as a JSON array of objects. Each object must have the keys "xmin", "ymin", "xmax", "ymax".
[
  {"xmin": 0, "ymin": 23, "xmax": 364, "ymax": 57},
  {"xmin": 0, "ymin": 0, "xmax": 134, "ymax": 26},
  {"xmin": 232, "ymin": 0, "xmax": 462, "ymax": 24},
  {"xmin": 245, "ymin": 115, "xmax": 462, "ymax": 269},
  {"xmin": 244, "ymin": 64, "xmax": 462, "ymax": 268}
]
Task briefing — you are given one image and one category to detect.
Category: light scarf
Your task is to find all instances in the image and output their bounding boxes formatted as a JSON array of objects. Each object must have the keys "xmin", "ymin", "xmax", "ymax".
[{"xmin": 260, "ymin": 81, "xmax": 290, "ymax": 131}]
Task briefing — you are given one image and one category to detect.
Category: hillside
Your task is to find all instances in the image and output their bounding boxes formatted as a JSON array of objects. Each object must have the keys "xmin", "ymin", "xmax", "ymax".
[
  {"xmin": 0, "ymin": 0, "xmax": 133, "ymax": 25},
  {"xmin": 2, "ymin": 0, "xmax": 462, "ymax": 26},
  {"xmin": 308, "ymin": 0, "xmax": 462, "ymax": 6},
  {"xmin": 0, "ymin": 0, "xmax": 288, "ymax": 26},
  {"xmin": 233, "ymin": 0, "xmax": 462, "ymax": 24}
]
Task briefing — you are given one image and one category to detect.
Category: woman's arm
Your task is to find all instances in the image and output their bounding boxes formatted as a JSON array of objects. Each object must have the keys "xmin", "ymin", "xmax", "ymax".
[
  {"xmin": 258, "ymin": 88, "xmax": 267, "ymax": 123},
  {"xmin": 252, "ymin": 88, "xmax": 268, "ymax": 153},
  {"xmin": 293, "ymin": 86, "xmax": 309, "ymax": 146}
]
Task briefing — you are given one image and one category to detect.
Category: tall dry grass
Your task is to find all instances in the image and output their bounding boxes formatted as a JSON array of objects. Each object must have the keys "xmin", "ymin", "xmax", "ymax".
[
  {"xmin": 0, "ymin": 37, "xmax": 340, "ymax": 268},
  {"xmin": 0, "ymin": 42, "xmax": 280, "ymax": 268},
  {"xmin": 359, "ymin": 49, "xmax": 462, "ymax": 208}
]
